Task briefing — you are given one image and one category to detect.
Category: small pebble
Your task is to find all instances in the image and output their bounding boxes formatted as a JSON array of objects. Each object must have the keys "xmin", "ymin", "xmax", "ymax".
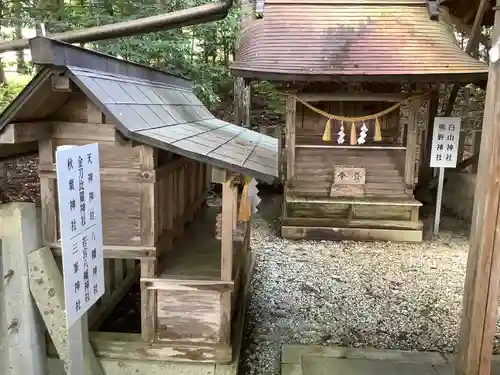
[{"xmin": 241, "ymin": 196, "xmax": 490, "ymax": 375}]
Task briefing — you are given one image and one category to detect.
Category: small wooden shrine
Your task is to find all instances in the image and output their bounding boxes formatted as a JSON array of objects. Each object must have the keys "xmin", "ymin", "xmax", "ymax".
[
  {"xmin": 0, "ymin": 37, "xmax": 277, "ymax": 372},
  {"xmin": 231, "ymin": 0, "xmax": 488, "ymax": 242}
]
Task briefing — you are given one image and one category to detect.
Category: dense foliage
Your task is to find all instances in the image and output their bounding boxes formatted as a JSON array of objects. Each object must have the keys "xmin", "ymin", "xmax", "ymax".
[{"xmin": 0, "ymin": 0, "xmax": 244, "ymax": 107}]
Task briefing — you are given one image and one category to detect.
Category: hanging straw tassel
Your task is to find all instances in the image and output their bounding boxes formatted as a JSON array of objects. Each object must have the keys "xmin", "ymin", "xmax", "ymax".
[
  {"xmin": 238, "ymin": 180, "xmax": 251, "ymax": 222},
  {"xmin": 322, "ymin": 118, "xmax": 332, "ymax": 142},
  {"xmin": 374, "ymin": 117, "xmax": 382, "ymax": 142},
  {"xmin": 350, "ymin": 121, "xmax": 357, "ymax": 145}
]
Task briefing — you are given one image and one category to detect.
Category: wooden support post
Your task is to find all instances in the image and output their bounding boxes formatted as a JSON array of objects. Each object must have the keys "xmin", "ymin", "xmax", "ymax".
[
  {"xmin": 39, "ymin": 138, "xmax": 58, "ymax": 245},
  {"xmin": 472, "ymin": 131, "xmax": 482, "ymax": 173},
  {"xmin": 28, "ymin": 246, "xmax": 104, "ymax": 375},
  {"xmin": 277, "ymin": 121, "xmax": 283, "ymax": 184},
  {"xmin": 405, "ymin": 98, "xmax": 421, "ymax": 188},
  {"xmin": 234, "ymin": 78, "xmax": 251, "ymax": 129},
  {"xmin": 139, "ymin": 145, "xmax": 157, "ymax": 342},
  {"xmin": 419, "ymin": 90, "xmax": 439, "ymax": 183},
  {"xmin": 285, "ymin": 95, "xmax": 297, "ymax": 181},
  {"xmin": 0, "ymin": 203, "xmax": 46, "ymax": 375},
  {"xmin": 456, "ymin": 2, "xmax": 500, "ymax": 374},
  {"xmin": 458, "ymin": 131, "xmax": 467, "ymax": 164},
  {"xmin": 220, "ymin": 177, "xmax": 235, "ymax": 345}
]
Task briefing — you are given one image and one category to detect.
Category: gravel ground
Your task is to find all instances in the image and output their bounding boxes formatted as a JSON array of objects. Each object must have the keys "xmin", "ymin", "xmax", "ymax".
[{"xmin": 241, "ymin": 194, "xmax": 497, "ymax": 375}]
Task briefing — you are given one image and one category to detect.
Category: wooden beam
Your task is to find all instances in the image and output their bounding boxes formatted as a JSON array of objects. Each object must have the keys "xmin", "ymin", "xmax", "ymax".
[
  {"xmin": 49, "ymin": 242, "xmax": 156, "ymax": 259},
  {"xmin": 0, "ymin": 142, "xmax": 38, "ymax": 159},
  {"xmin": 281, "ymin": 225, "xmax": 423, "ymax": 242},
  {"xmin": 456, "ymin": 2, "xmax": 500, "ymax": 374},
  {"xmin": 0, "ymin": 122, "xmax": 51, "ymax": 144},
  {"xmin": 51, "ymin": 75, "xmax": 75, "ymax": 92},
  {"xmin": 445, "ymin": 9, "xmax": 491, "ymax": 49},
  {"xmin": 295, "ymin": 92, "xmax": 409, "ymax": 103},
  {"xmin": 141, "ymin": 278, "xmax": 234, "ymax": 293},
  {"xmin": 426, "ymin": 0, "xmax": 439, "ymax": 21}
]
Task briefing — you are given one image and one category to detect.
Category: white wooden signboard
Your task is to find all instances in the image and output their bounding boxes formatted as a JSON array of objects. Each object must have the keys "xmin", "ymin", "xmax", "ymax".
[
  {"xmin": 430, "ymin": 117, "xmax": 461, "ymax": 168},
  {"xmin": 429, "ymin": 117, "xmax": 461, "ymax": 234},
  {"xmin": 55, "ymin": 143, "xmax": 105, "ymax": 327}
]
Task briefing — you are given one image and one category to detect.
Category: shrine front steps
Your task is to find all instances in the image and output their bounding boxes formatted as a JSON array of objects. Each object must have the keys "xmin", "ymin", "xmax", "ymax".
[{"xmin": 282, "ymin": 195, "xmax": 423, "ymax": 243}]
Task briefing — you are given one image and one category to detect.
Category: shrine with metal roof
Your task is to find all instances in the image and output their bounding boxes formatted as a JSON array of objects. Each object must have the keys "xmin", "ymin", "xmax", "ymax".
[{"xmin": 231, "ymin": 0, "xmax": 489, "ymax": 243}]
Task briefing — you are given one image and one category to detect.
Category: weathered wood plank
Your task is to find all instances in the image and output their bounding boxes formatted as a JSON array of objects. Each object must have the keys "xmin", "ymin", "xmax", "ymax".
[
  {"xmin": 282, "ymin": 225, "xmax": 423, "ymax": 242},
  {"xmin": 0, "ymin": 203, "xmax": 46, "ymax": 375},
  {"xmin": 281, "ymin": 216, "xmax": 423, "ymax": 230},
  {"xmin": 286, "ymin": 95, "xmax": 297, "ymax": 180},
  {"xmin": 28, "ymin": 246, "xmax": 104, "ymax": 375},
  {"xmin": 456, "ymin": 2, "xmax": 500, "ymax": 373},
  {"xmin": 0, "ymin": 122, "xmax": 51, "ymax": 144}
]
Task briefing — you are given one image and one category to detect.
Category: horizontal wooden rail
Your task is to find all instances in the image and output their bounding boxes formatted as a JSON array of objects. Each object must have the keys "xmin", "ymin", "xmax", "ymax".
[{"xmin": 141, "ymin": 278, "xmax": 234, "ymax": 293}]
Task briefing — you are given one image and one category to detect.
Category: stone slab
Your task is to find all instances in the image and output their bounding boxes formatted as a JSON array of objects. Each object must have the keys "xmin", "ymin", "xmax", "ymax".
[{"xmin": 300, "ymin": 356, "xmax": 436, "ymax": 375}]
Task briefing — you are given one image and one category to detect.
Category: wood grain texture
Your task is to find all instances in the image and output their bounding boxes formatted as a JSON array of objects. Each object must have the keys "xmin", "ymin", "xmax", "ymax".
[
  {"xmin": 286, "ymin": 95, "xmax": 297, "ymax": 180},
  {"xmin": 293, "ymin": 148, "xmax": 407, "ymax": 198},
  {"xmin": 281, "ymin": 225, "xmax": 423, "ymax": 242},
  {"xmin": 39, "ymin": 138, "xmax": 58, "ymax": 244},
  {"xmin": 456, "ymin": 2, "xmax": 500, "ymax": 373}
]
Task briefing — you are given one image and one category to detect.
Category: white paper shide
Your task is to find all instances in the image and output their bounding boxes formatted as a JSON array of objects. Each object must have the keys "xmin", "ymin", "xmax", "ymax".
[
  {"xmin": 429, "ymin": 117, "xmax": 461, "ymax": 168},
  {"xmin": 55, "ymin": 143, "xmax": 105, "ymax": 327},
  {"xmin": 247, "ymin": 178, "xmax": 261, "ymax": 214}
]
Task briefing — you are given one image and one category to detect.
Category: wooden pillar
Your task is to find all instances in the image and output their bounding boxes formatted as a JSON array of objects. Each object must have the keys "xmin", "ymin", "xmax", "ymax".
[
  {"xmin": 0, "ymin": 203, "xmax": 47, "ymax": 375},
  {"xmin": 404, "ymin": 98, "xmax": 421, "ymax": 188},
  {"xmin": 456, "ymin": 2, "xmax": 500, "ymax": 374},
  {"xmin": 419, "ymin": 90, "xmax": 439, "ymax": 183},
  {"xmin": 220, "ymin": 176, "xmax": 235, "ymax": 345},
  {"xmin": 234, "ymin": 78, "xmax": 251, "ymax": 129},
  {"xmin": 139, "ymin": 145, "xmax": 157, "ymax": 342},
  {"xmin": 472, "ymin": 130, "xmax": 482, "ymax": 173},
  {"xmin": 285, "ymin": 95, "xmax": 297, "ymax": 181},
  {"xmin": 39, "ymin": 137, "xmax": 57, "ymax": 245}
]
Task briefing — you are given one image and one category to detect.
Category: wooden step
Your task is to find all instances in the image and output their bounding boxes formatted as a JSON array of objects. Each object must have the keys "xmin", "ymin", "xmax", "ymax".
[{"xmin": 285, "ymin": 192, "xmax": 422, "ymax": 207}]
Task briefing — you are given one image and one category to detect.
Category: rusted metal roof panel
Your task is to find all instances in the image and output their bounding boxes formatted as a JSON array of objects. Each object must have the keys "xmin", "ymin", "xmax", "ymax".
[
  {"xmin": 68, "ymin": 66, "xmax": 278, "ymax": 181},
  {"xmin": 232, "ymin": 4, "xmax": 488, "ymax": 81}
]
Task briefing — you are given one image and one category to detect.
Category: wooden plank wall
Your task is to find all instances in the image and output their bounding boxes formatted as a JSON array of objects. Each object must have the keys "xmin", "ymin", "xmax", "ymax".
[
  {"xmin": 292, "ymin": 148, "xmax": 407, "ymax": 198},
  {"xmin": 154, "ymin": 152, "xmax": 208, "ymax": 256},
  {"xmin": 38, "ymin": 94, "xmax": 138, "ymax": 330},
  {"xmin": 141, "ymin": 151, "xmax": 209, "ymax": 341}
]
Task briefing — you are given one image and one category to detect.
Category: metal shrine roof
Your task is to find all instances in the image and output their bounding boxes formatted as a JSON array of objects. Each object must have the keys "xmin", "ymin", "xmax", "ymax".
[
  {"xmin": 231, "ymin": 0, "xmax": 489, "ymax": 82},
  {"xmin": 0, "ymin": 38, "xmax": 278, "ymax": 182}
]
